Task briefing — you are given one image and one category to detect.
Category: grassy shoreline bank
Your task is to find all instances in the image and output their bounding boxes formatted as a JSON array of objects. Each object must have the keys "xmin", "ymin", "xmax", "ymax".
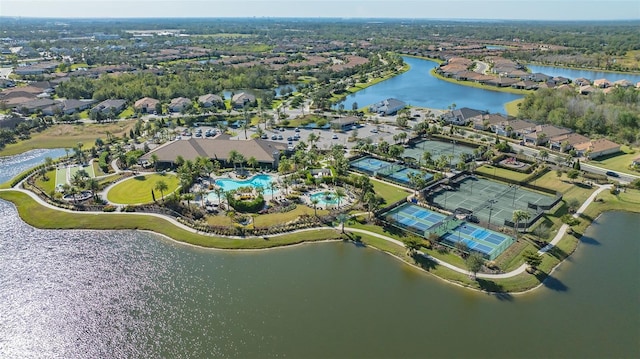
[
  {"xmin": 430, "ymin": 68, "xmax": 533, "ymax": 96},
  {"xmin": 2, "ymin": 187, "xmax": 638, "ymax": 293}
]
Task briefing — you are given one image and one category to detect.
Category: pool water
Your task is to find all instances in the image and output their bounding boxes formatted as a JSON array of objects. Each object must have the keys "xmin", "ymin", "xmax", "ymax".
[
  {"xmin": 214, "ymin": 174, "xmax": 277, "ymax": 192},
  {"xmin": 310, "ymin": 192, "xmax": 339, "ymax": 206}
]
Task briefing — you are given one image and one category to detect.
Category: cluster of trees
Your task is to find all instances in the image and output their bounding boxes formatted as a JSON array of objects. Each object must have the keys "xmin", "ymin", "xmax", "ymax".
[
  {"xmin": 517, "ymin": 88, "xmax": 640, "ymax": 144},
  {"xmin": 56, "ymin": 66, "xmax": 275, "ymax": 102}
]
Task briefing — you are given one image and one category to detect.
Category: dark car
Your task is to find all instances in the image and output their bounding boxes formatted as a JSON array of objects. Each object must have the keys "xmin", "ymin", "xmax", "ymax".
[
  {"xmin": 271, "ymin": 134, "xmax": 278, "ymax": 140},
  {"xmin": 261, "ymin": 134, "xmax": 268, "ymax": 139},
  {"xmin": 286, "ymin": 136, "xmax": 293, "ymax": 141},
  {"xmin": 605, "ymin": 171, "xmax": 619, "ymax": 177}
]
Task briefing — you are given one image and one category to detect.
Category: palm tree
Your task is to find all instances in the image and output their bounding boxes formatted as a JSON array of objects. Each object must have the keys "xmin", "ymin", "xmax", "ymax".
[
  {"xmin": 150, "ymin": 153, "xmax": 159, "ymax": 171},
  {"xmin": 262, "ymin": 181, "xmax": 275, "ymax": 199},
  {"xmin": 334, "ymin": 188, "xmax": 346, "ymax": 208},
  {"xmin": 336, "ymin": 213, "xmax": 349, "ymax": 234},
  {"xmin": 512, "ymin": 210, "xmax": 530, "ymax": 239},
  {"xmin": 311, "ymin": 198, "xmax": 319, "ymax": 216},
  {"xmin": 214, "ymin": 187, "xmax": 224, "ymax": 207},
  {"xmin": 85, "ymin": 178, "xmax": 100, "ymax": 201},
  {"xmin": 44, "ymin": 156, "xmax": 53, "ymax": 170},
  {"xmin": 247, "ymin": 156, "xmax": 258, "ymax": 171},
  {"xmin": 155, "ymin": 180, "xmax": 168, "ymax": 200}
]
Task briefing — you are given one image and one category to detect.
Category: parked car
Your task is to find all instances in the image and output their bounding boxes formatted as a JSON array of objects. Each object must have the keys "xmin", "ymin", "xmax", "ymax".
[
  {"xmin": 332, "ymin": 134, "xmax": 338, "ymax": 139},
  {"xmin": 287, "ymin": 136, "xmax": 293, "ymax": 141},
  {"xmin": 277, "ymin": 134, "xmax": 283, "ymax": 140},
  {"xmin": 261, "ymin": 134, "xmax": 268, "ymax": 139},
  {"xmin": 294, "ymin": 127, "xmax": 300, "ymax": 132},
  {"xmin": 271, "ymin": 134, "xmax": 278, "ymax": 140}
]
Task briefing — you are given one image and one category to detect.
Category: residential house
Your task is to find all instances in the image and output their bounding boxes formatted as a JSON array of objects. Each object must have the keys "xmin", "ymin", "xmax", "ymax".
[
  {"xmin": 551, "ymin": 76, "xmax": 571, "ymax": 85},
  {"xmin": 593, "ymin": 78, "xmax": 611, "ymax": 88},
  {"xmin": 579, "ymin": 85, "xmax": 597, "ymax": 95},
  {"xmin": 92, "ymin": 99, "xmax": 127, "ymax": 115},
  {"xmin": 486, "ymin": 77, "xmax": 519, "ymax": 87},
  {"xmin": 17, "ymin": 98, "xmax": 57, "ymax": 114},
  {"xmin": 504, "ymin": 119, "xmax": 537, "ymax": 138},
  {"xmin": 42, "ymin": 99, "xmax": 96, "ymax": 116},
  {"xmin": 573, "ymin": 138, "xmax": 621, "ymax": 159},
  {"xmin": 528, "ymin": 73, "xmax": 551, "ymax": 82},
  {"xmin": 632, "ymin": 155, "xmax": 640, "ymax": 167},
  {"xmin": 511, "ymin": 80, "xmax": 538, "ymax": 90},
  {"xmin": 168, "ymin": 97, "xmax": 192, "ymax": 113},
  {"xmin": 468, "ymin": 113, "xmax": 504, "ymax": 131},
  {"xmin": 523, "ymin": 124, "xmax": 571, "ymax": 146},
  {"xmin": 548, "ymin": 133, "xmax": 590, "ymax": 152},
  {"xmin": 574, "ymin": 78, "xmax": 591, "ymax": 86},
  {"xmin": 198, "ymin": 94, "xmax": 223, "ymax": 108},
  {"xmin": 443, "ymin": 107, "xmax": 488, "ymax": 126},
  {"xmin": 369, "ymin": 98, "xmax": 407, "ymax": 116},
  {"xmin": 134, "ymin": 97, "xmax": 160, "ymax": 114},
  {"xmin": 231, "ymin": 92, "xmax": 256, "ymax": 109},
  {"xmin": 613, "ymin": 79, "xmax": 633, "ymax": 88}
]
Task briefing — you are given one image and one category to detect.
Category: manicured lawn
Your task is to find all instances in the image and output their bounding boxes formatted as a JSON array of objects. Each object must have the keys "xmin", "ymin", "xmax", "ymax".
[
  {"xmin": 107, "ymin": 173, "xmax": 180, "ymax": 204},
  {"xmin": 370, "ymin": 178, "xmax": 410, "ymax": 205},
  {"xmin": 118, "ymin": 106, "xmax": 135, "ymax": 119},
  {"xmin": 0, "ymin": 121, "xmax": 137, "ymax": 156},
  {"xmin": 0, "ymin": 190, "xmax": 342, "ymax": 250},
  {"xmin": 207, "ymin": 204, "xmax": 329, "ymax": 227},
  {"xmin": 588, "ymin": 145, "xmax": 640, "ymax": 175},
  {"xmin": 475, "ymin": 164, "xmax": 530, "ymax": 182},
  {"xmin": 34, "ymin": 170, "xmax": 57, "ymax": 194}
]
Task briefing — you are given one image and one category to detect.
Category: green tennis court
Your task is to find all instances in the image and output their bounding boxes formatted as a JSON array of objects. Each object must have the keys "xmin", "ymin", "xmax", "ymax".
[{"xmin": 429, "ymin": 177, "xmax": 555, "ymax": 225}]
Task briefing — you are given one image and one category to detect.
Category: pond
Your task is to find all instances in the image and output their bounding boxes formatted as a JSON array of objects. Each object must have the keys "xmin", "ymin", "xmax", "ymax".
[
  {"xmin": 336, "ymin": 56, "xmax": 522, "ymax": 114},
  {"xmin": 0, "ymin": 196, "xmax": 638, "ymax": 358},
  {"xmin": 527, "ymin": 64, "xmax": 640, "ymax": 83},
  {"xmin": 0, "ymin": 148, "xmax": 67, "ymax": 184}
]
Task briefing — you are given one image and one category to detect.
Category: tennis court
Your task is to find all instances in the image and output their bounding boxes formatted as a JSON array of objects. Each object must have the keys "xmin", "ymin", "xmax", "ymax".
[
  {"xmin": 404, "ymin": 140, "xmax": 475, "ymax": 166},
  {"xmin": 440, "ymin": 222, "xmax": 514, "ymax": 259},
  {"xmin": 383, "ymin": 203, "xmax": 446, "ymax": 234},
  {"xmin": 350, "ymin": 157, "xmax": 394, "ymax": 174},
  {"xmin": 382, "ymin": 202, "xmax": 515, "ymax": 259},
  {"xmin": 385, "ymin": 168, "xmax": 434, "ymax": 187},
  {"xmin": 429, "ymin": 176, "xmax": 554, "ymax": 225}
]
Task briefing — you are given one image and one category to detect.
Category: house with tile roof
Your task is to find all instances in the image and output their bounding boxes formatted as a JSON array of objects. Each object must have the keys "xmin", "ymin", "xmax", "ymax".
[{"xmin": 573, "ymin": 138, "xmax": 621, "ymax": 159}]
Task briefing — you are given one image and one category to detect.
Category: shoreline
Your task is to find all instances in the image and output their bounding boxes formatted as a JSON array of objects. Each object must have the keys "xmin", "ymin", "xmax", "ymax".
[{"xmin": 2, "ymin": 183, "xmax": 636, "ymax": 294}]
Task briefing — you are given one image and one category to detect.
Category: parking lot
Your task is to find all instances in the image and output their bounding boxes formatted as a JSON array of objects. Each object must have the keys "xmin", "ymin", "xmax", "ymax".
[{"xmin": 172, "ymin": 121, "xmax": 404, "ymax": 152}]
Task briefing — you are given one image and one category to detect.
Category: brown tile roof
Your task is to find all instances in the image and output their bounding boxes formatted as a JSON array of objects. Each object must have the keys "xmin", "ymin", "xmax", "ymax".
[
  {"xmin": 134, "ymin": 97, "xmax": 160, "ymax": 109},
  {"xmin": 573, "ymin": 138, "xmax": 620, "ymax": 153},
  {"xmin": 550, "ymin": 132, "xmax": 590, "ymax": 146},
  {"xmin": 141, "ymin": 137, "xmax": 287, "ymax": 164}
]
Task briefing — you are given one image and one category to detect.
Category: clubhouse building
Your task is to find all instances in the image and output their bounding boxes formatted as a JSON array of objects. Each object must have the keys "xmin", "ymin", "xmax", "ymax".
[{"xmin": 140, "ymin": 135, "xmax": 287, "ymax": 168}]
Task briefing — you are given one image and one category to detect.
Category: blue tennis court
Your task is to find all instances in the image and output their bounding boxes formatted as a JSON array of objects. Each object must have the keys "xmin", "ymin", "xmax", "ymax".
[
  {"xmin": 350, "ymin": 157, "xmax": 394, "ymax": 174},
  {"xmin": 383, "ymin": 203, "xmax": 446, "ymax": 234},
  {"xmin": 442, "ymin": 223, "xmax": 514, "ymax": 259},
  {"xmin": 386, "ymin": 168, "xmax": 434, "ymax": 186}
]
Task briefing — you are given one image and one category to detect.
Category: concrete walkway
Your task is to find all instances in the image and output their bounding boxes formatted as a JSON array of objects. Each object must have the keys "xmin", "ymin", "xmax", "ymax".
[{"xmin": 0, "ymin": 179, "xmax": 611, "ymax": 280}]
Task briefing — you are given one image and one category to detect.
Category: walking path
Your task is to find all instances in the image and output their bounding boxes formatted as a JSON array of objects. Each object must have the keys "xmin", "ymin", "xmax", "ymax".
[{"xmin": 0, "ymin": 176, "xmax": 611, "ymax": 280}]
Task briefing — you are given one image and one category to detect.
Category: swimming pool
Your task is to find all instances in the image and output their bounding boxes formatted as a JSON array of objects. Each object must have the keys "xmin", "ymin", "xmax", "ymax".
[
  {"xmin": 310, "ymin": 191, "xmax": 339, "ymax": 206},
  {"xmin": 214, "ymin": 174, "xmax": 277, "ymax": 192}
]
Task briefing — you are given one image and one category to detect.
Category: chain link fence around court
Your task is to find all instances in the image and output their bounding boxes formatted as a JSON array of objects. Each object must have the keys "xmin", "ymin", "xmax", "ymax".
[{"xmin": 426, "ymin": 176, "xmax": 559, "ymax": 229}]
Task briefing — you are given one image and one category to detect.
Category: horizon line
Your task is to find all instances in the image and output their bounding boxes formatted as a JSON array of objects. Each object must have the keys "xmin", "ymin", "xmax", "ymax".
[{"xmin": 1, "ymin": 16, "xmax": 639, "ymax": 22}]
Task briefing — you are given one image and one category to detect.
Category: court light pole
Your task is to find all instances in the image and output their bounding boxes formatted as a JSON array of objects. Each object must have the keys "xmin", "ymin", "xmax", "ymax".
[
  {"xmin": 487, "ymin": 199, "xmax": 497, "ymax": 230},
  {"xmin": 512, "ymin": 185, "xmax": 517, "ymax": 207}
]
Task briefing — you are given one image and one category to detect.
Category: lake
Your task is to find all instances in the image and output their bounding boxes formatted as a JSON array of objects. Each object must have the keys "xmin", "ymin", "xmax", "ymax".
[
  {"xmin": 337, "ymin": 56, "xmax": 522, "ymax": 114},
  {"xmin": 1, "ymin": 197, "xmax": 638, "ymax": 358},
  {"xmin": 0, "ymin": 148, "xmax": 67, "ymax": 184},
  {"xmin": 527, "ymin": 64, "xmax": 640, "ymax": 84}
]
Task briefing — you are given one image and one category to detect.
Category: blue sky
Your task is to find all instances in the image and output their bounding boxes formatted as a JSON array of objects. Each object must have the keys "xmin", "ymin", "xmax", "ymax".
[{"xmin": 2, "ymin": 0, "xmax": 639, "ymax": 20}]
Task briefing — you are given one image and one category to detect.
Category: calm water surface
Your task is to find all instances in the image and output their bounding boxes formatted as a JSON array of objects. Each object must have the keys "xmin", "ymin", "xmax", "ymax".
[
  {"xmin": 1, "ymin": 198, "xmax": 638, "ymax": 358},
  {"xmin": 337, "ymin": 56, "xmax": 522, "ymax": 114},
  {"xmin": 527, "ymin": 64, "xmax": 640, "ymax": 83},
  {"xmin": 0, "ymin": 148, "xmax": 66, "ymax": 184}
]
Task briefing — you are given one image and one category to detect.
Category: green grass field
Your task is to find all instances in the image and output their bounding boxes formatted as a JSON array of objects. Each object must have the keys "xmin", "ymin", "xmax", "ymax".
[
  {"xmin": 106, "ymin": 173, "xmax": 180, "ymax": 204},
  {"xmin": 475, "ymin": 164, "xmax": 530, "ymax": 182},
  {"xmin": 370, "ymin": 178, "xmax": 410, "ymax": 205},
  {"xmin": 0, "ymin": 121, "xmax": 136, "ymax": 157},
  {"xmin": 588, "ymin": 145, "xmax": 639, "ymax": 175}
]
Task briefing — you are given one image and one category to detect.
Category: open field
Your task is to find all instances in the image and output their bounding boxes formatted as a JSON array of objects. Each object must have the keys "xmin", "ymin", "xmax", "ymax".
[
  {"xmin": 475, "ymin": 165, "xmax": 530, "ymax": 182},
  {"xmin": 107, "ymin": 173, "xmax": 180, "ymax": 204},
  {"xmin": 370, "ymin": 178, "xmax": 410, "ymax": 205},
  {"xmin": 0, "ymin": 121, "xmax": 136, "ymax": 157}
]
